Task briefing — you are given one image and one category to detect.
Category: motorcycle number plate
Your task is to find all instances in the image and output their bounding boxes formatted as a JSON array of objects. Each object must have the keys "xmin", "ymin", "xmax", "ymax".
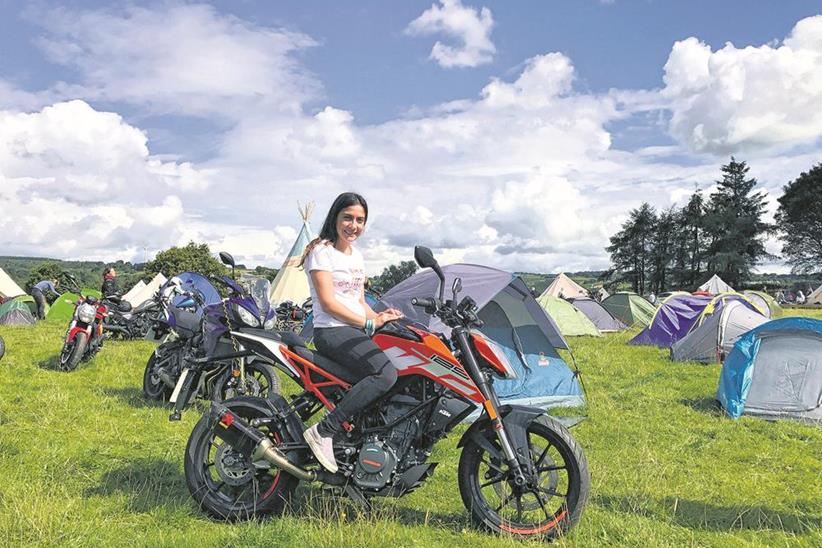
[{"xmin": 170, "ymin": 368, "xmax": 190, "ymax": 404}]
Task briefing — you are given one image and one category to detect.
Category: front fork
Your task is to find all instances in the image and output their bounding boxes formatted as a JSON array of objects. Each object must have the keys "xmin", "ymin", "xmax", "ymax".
[{"xmin": 453, "ymin": 328, "xmax": 528, "ymax": 487}]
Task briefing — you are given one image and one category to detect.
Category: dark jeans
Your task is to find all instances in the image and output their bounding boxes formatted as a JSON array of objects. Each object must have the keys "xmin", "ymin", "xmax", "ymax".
[
  {"xmin": 31, "ymin": 288, "xmax": 47, "ymax": 320},
  {"xmin": 313, "ymin": 325, "xmax": 398, "ymax": 436}
]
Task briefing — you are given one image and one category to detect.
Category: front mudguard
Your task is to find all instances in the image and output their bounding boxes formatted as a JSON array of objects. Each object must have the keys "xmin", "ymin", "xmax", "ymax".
[{"xmin": 458, "ymin": 405, "xmax": 545, "ymax": 462}]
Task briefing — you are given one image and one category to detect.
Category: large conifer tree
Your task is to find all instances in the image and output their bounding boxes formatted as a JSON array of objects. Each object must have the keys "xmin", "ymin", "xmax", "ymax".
[{"xmin": 775, "ymin": 164, "xmax": 822, "ymax": 274}]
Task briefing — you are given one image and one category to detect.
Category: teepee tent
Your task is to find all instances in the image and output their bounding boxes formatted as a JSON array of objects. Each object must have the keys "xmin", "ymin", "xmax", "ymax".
[
  {"xmin": 671, "ymin": 301, "xmax": 768, "ymax": 363},
  {"xmin": 808, "ymin": 284, "xmax": 822, "ymax": 305},
  {"xmin": 540, "ymin": 273, "xmax": 588, "ymax": 300},
  {"xmin": 536, "ymin": 294, "xmax": 601, "ymax": 337},
  {"xmin": 122, "ymin": 280, "xmax": 147, "ymax": 305},
  {"xmin": 0, "ymin": 268, "xmax": 25, "ymax": 299},
  {"xmin": 698, "ymin": 274, "xmax": 734, "ymax": 295},
  {"xmin": 269, "ymin": 203, "xmax": 315, "ymax": 306}
]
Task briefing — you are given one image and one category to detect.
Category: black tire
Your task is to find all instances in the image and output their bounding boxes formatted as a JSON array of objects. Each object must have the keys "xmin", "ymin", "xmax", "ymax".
[
  {"xmin": 458, "ymin": 415, "xmax": 590, "ymax": 540},
  {"xmin": 143, "ymin": 352, "xmax": 173, "ymax": 401},
  {"xmin": 184, "ymin": 396, "xmax": 299, "ymax": 521},
  {"xmin": 213, "ymin": 362, "xmax": 281, "ymax": 402},
  {"xmin": 60, "ymin": 332, "xmax": 88, "ymax": 372}
]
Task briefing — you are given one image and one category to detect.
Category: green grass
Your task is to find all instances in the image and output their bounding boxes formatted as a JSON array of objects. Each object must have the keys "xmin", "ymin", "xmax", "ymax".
[{"xmin": 0, "ymin": 312, "xmax": 820, "ymax": 547}]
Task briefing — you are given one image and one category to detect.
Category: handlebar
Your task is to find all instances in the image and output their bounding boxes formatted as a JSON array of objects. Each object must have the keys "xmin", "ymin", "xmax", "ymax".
[{"xmin": 410, "ymin": 297, "xmax": 437, "ymax": 309}]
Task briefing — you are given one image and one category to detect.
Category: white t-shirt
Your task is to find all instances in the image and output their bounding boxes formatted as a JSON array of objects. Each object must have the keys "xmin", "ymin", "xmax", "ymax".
[{"xmin": 305, "ymin": 242, "xmax": 367, "ymax": 328}]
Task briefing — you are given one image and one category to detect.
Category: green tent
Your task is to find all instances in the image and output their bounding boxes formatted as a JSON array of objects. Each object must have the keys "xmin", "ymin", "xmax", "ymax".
[
  {"xmin": 601, "ymin": 292, "xmax": 657, "ymax": 327},
  {"xmin": 535, "ymin": 294, "xmax": 601, "ymax": 337},
  {"xmin": 46, "ymin": 290, "xmax": 102, "ymax": 321},
  {"xmin": 742, "ymin": 290, "xmax": 784, "ymax": 319},
  {"xmin": 12, "ymin": 294, "xmax": 48, "ymax": 317},
  {"xmin": 0, "ymin": 299, "xmax": 36, "ymax": 325}
]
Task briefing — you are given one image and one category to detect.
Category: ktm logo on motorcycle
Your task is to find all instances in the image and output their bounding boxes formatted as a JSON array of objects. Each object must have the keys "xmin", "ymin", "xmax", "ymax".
[{"xmin": 383, "ymin": 346, "xmax": 478, "ymax": 397}]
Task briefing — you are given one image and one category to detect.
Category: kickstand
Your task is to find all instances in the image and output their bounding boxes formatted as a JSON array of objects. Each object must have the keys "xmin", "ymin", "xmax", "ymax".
[{"xmin": 343, "ymin": 484, "xmax": 373, "ymax": 514}]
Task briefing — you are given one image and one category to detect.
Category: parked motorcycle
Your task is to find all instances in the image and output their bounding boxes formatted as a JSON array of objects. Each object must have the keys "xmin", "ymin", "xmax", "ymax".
[
  {"xmin": 103, "ymin": 293, "xmax": 162, "ymax": 340},
  {"xmin": 58, "ymin": 274, "xmax": 108, "ymax": 371},
  {"xmin": 183, "ymin": 247, "xmax": 589, "ymax": 539},
  {"xmin": 142, "ymin": 254, "xmax": 280, "ymax": 421},
  {"xmin": 274, "ymin": 299, "xmax": 310, "ymax": 332}
]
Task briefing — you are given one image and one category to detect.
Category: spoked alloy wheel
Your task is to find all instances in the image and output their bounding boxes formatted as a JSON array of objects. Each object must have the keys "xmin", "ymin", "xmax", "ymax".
[
  {"xmin": 184, "ymin": 397, "xmax": 298, "ymax": 520},
  {"xmin": 458, "ymin": 416, "xmax": 590, "ymax": 540},
  {"xmin": 214, "ymin": 362, "xmax": 281, "ymax": 401}
]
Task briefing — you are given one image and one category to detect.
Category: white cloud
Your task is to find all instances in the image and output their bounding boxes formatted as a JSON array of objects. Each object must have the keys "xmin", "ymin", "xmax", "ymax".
[
  {"xmin": 405, "ymin": 0, "xmax": 496, "ymax": 68},
  {"xmin": 28, "ymin": 3, "xmax": 320, "ymax": 116},
  {"xmin": 663, "ymin": 15, "xmax": 822, "ymax": 154}
]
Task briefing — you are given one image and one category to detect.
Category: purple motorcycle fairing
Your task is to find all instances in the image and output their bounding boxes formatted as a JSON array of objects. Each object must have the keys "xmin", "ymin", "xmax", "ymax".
[{"xmin": 201, "ymin": 275, "xmax": 275, "ymax": 357}]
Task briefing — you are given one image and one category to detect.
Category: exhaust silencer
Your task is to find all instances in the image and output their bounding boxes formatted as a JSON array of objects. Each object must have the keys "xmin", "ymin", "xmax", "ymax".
[{"xmin": 211, "ymin": 404, "xmax": 316, "ymax": 482}]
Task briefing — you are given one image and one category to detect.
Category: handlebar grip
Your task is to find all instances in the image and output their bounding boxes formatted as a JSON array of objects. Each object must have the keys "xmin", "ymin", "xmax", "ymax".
[{"xmin": 411, "ymin": 297, "xmax": 436, "ymax": 309}]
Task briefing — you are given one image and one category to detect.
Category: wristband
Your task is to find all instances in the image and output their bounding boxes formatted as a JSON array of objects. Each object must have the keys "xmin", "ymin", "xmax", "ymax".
[{"xmin": 364, "ymin": 318, "xmax": 375, "ymax": 336}]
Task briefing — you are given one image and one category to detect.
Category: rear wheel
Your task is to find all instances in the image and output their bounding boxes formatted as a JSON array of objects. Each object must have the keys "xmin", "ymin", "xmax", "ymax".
[
  {"xmin": 60, "ymin": 332, "xmax": 88, "ymax": 372},
  {"xmin": 184, "ymin": 396, "xmax": 299, "ymax": 520},
  {"xmin": 458, "ymin": 416, "xmax": 589, "ymax": 540},
  {"xmin": 213, "ymin": 362, "xmax": 281, "ymax": 401},
  {"xmin": 143, "ymin": 352, "xmax": 173, "ymax": 400}
]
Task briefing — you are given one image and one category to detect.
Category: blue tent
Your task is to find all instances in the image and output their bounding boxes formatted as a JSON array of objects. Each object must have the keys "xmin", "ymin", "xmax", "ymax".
[
  {"xmin": 717, "ymin": 317, "xmax": 822, "ymax": 423},
  {"xmin": 378, "ymin": 264, "xmax": 584, "ymax": 410}
]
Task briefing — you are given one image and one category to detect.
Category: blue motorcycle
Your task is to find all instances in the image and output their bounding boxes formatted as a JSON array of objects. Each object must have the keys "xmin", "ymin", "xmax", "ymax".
[{"xmin": 142, "ymin": 254, "xmax": 280, "ymax": 421}]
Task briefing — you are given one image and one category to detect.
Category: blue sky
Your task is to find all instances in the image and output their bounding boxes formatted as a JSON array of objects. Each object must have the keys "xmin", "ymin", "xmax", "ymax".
[{"xmin": 1, "ymin": 1, "xmax": 821, "ymax": 274}]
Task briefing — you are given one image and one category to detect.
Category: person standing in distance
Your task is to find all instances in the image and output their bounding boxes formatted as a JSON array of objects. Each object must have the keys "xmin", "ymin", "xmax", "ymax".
[
  {"xmin": 300, "ymin": 192, "xmax": 403, "ymax": 473},
  {"xmin": 32, "ymin": 278, "xmax": 60, "ymax": 320}
]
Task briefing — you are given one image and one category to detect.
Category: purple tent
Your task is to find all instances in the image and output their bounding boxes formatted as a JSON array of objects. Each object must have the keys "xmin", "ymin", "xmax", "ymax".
[
  {"xmin": 630, "ymin": 293, "xmax": 759, "ymax": 348},
  {"xmin": 630, "ymin": 294, "xmax": 712, "ymax": 348}
]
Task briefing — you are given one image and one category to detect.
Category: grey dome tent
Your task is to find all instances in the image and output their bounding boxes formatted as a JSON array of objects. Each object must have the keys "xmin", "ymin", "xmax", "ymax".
[
  {"xmin": 569, "ymin": 297, "xmax": 626, "ymax": 332},
  {"xmin": 671, "ymin": 301, "xmax": 768, "ymax": 363},
  {"xmin": 379, "ymin": 264, "xmax": 584, "ymax": 410},
  {"xmin": 717, "ymin": 317, "xmax": 822, "ymax": 424}
]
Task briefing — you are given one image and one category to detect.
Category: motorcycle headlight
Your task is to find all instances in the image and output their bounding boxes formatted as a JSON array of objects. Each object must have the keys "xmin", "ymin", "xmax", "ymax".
[
  {"xmin": 263, "ymin": 316, "xmax": 276, "ymax": 330},
  {"xmin": 235, "ymin": 304, "xmax": 260, "ymax": 327},
  {"xmin": 77, "ymin": 303, "xmax": 97, "ymax": 323}
]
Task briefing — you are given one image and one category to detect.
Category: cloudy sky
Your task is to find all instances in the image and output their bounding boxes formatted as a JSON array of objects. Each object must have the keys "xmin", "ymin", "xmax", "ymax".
[{"xmin": 1, "ymin": 1, "xmax": 820, "ymax": 275}]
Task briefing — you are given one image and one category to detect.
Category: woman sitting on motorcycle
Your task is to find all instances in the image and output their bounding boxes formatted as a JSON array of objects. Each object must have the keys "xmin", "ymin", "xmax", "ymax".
[
  {"xmin": 300, "ymin": 192, "xmax": 403, "ymax": 473},
  {"xmin": 101, "ymin": 266, "xmax": 120, "ymax": 298}
]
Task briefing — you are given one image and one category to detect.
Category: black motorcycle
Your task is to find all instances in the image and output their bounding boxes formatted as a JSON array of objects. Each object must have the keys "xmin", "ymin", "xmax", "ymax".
[
  {"xmin": 142, "ymin": 266, "xmax": 280, "ymax": 421},
  {"xmin": 103, "ymin": 293, "xmax": 162, "ymax": 340}
]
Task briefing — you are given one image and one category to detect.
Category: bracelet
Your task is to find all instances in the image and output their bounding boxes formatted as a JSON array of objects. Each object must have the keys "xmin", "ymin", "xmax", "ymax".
[{"xmin": 364, "ymin": 318, "xmax": 375, "ymax": 336}]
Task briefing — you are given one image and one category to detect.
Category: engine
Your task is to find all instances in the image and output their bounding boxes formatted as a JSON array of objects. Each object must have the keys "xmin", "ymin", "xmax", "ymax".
[{"xmin": 353, "ymin": 440, "xmax": 398, "ymax": 490}]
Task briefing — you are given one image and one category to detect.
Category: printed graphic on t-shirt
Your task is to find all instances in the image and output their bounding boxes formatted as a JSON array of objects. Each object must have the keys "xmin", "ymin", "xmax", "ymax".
[{"xmin": 335, "ymin": 268, "xmax": 364, "ymax": 297}]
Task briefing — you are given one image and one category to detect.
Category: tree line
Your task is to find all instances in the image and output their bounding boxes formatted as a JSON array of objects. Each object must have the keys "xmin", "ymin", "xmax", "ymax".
[{"xmin": 604, "ymin": 158, "xmax": 822, "ymax": 294}]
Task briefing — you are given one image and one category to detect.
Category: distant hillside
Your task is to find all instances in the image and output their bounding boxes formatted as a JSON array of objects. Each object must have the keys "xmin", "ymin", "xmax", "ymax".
[{"xmin": 0, "ymin": 256, "xmax": 147, "ymax": 294}]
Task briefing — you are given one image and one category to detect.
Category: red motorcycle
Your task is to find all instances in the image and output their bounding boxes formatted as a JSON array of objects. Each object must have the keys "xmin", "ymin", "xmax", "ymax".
[
  {"xmin": 183, "ymin": 247, "xmax": 589, "ymax": 539},
  {"xmin": 59, "ymin": 275, "xmax": 109, "ymax": 371}
]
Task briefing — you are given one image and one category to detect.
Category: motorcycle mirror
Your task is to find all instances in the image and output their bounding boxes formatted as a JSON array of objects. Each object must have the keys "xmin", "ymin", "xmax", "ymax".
[
  {"xmin": 218, "ymin": 251, "xmax": 235, "ymax": 267},
  {"xmin": 451, "ymin": 277, "xmax": 462, "ymax": 310},
  {"xmin": 414, "ymin": 245, "xmax": 445, "ymax": 301}
]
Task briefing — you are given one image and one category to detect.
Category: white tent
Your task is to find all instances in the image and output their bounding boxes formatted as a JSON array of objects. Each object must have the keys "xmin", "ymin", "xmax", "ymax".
[
  {"xmin": 540, "ymin": 273, "xmax": 588, "ymax": 300},
  {"xmin": 808, "ymin": 284, "xmax": 822, "ymax": 305},
  {"xmin": 125, "ymin": 273, "xmax": 167, "ymax": 307},
  {"xmin": 672, "ymin": 301, "xmax": 768, "ymax": 363},
  {"xmin": 269, "ymin": 204, "xmax": 315, "ymax": 306},
  {"xmin": 122, "ymin": 280, "xmax": 147, "ymax": 305},
  {"xmin": 0, "ymin": 268, "xmax": 25, "ymax": 299},
  {"xmin": 698, "ymin": 274, "xmax": 734, "ymax": 294}
]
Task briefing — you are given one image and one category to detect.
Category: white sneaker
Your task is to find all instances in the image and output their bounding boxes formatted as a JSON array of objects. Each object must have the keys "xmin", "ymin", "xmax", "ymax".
[{"xmin": 303, "ymin": 423, "xmax": 338, "ymax": 473}]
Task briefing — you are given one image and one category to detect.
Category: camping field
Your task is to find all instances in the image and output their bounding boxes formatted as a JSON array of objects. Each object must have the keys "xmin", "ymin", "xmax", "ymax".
[{"xmin": 0, "ymin": 311, "xmax": 820, "ymax": 547}]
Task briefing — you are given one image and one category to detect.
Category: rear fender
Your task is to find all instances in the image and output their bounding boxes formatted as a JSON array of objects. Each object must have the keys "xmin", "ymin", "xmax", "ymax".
[{"xmin": 458, "ymin": 404, "xmax": 544, "ymax": 457}]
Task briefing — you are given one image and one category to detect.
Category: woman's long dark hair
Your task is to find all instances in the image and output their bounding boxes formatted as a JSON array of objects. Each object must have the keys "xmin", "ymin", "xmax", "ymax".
[{"xmin": 300, "ymin": 192, "xmax": 368, "ymax": 266}]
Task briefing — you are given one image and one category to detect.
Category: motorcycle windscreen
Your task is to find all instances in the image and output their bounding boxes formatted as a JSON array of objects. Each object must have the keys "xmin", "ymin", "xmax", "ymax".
[
  {"xmin": 246, "ymin": 277, "xmax": 273, "ymax": 317},
  {"xmin": 168, "ymin": 272, "xmax": 222, "ymax": 307}
]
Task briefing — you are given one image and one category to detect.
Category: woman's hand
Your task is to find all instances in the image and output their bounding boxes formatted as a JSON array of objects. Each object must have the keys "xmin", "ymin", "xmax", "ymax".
[{"xmin": 374, "ymin": 309, "xmax": 403, "ymax": 328}]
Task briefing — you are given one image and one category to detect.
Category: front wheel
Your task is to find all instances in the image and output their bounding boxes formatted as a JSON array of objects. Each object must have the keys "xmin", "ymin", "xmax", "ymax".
[
  {"xmin": 184, "ymin": 396, "xmax": 298, "ymax": 521},
  {"xmin": 213, "ymin": 362, "xmax": 281, "ymax": 402},
  {"xmin": 143, "ymin": 352, "xmax": 173, "ymax": 401},
  {"xmin": 458, "ymin": 415, "xmax": 590, "ymax": 540},
  {"xmin": 60, "ymin": 332, "xmax": 88, "ymax": 372}
]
